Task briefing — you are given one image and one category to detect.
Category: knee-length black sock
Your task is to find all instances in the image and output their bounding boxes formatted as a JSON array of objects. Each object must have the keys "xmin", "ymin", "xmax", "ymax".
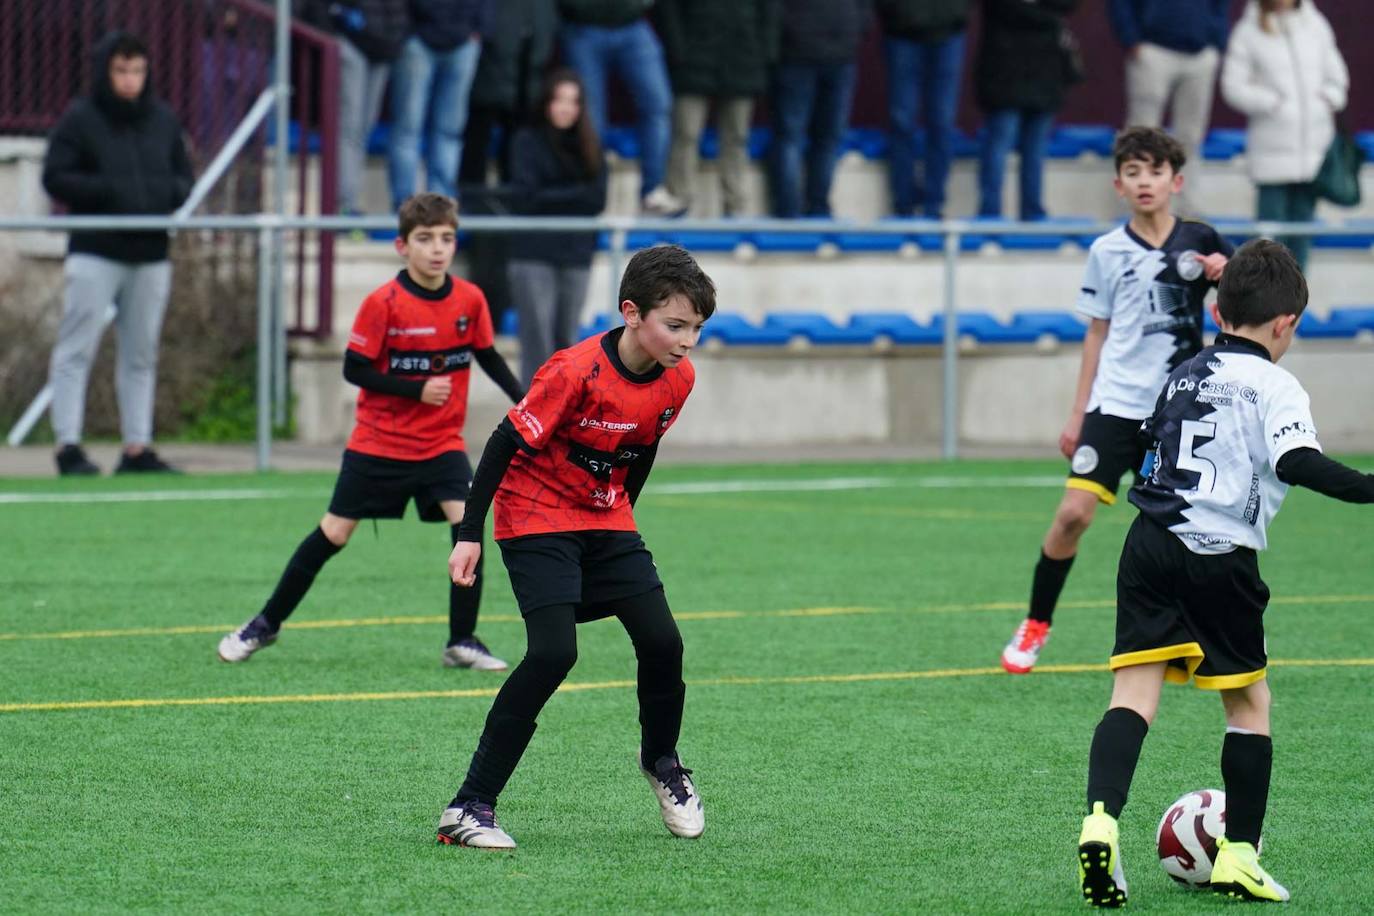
[
  {"xmin": 1086, "ymin": 707, "xmax": 1149, "ymax": 818},
  {"xmin": 261, "ymin": 527, "xmax": 343, "ymax": 628},
  {"xmin": 617, "ymin": 588, "xmax": 686, "ymax": 767},
  {"xmin": 1221, "ymin": 731, "xmax": 1273, "ymax": 846},
  {"xmin": 1029, "ymin": 550, "xmax": 1075, "ymax": 624},
  {"xmin": 454, "ymin": 605, "xmax": 577, "ymax": 805},
  {"xmin": 448, "ymin": 524, "xmax": 482, "ymax": 645}
]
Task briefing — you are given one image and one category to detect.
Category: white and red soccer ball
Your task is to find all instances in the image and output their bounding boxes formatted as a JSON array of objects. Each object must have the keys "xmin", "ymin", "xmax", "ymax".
[{"xmin": 1156, "ymin": 788, "xmax": 1260, "ymax": 886}]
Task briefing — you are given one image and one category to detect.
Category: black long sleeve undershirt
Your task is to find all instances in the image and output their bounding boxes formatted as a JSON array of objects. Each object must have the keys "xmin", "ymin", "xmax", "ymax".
[
  {"xmin": 343, "ymin": 349, "xmax": 425, "ymax": 399},
  {"xmin": 625, "ymin": 439, "xmax": 659, "ymax": 507},
  {"xmin": 456, "ymin": 417, "xmax": 526, "ymax": 542},
  {"xmin": 344, "ymin": 347, "xmax": 524, "ymax": 404},
  {"xmin": 474, "ymin": 347, "xmax": 525, "ymax": 403},
  {"xmin": 1276, "ymin": 447, "xmax": 1374, "ymax": 503}
]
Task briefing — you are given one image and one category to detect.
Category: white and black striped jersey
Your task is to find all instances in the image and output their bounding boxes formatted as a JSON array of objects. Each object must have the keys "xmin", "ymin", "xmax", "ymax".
[
  {"xmin": 1077, "ymin": 220, "xmax": 1233, "ymax": 420},
  {"xmin": 1130, "ymin": 335, "xmax": 1321, "ymax": 555}
]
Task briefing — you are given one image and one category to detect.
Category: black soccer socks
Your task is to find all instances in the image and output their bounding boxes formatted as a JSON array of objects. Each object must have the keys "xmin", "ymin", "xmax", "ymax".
[
  {"xmin": 455, "ymin": 714, "xmax": 539, "ymax": 806},
  {"xmin": 261, "ymin": 527, "xmax": 344, "ymax": 627},
  {"xmin": 1087, "ymin": 706, "xmax": 1150, "ymax": 819},
  {"xmin": 1221, "ymin": 731, "xmax": 1273, "ymax": 846},
  {"xmin": 448, "ymin": 524, "xmax": 482, "ymax": 645},
  {"xmin": 1029, "ymin": 550, "xmax": 1075, "ymax": 623}
]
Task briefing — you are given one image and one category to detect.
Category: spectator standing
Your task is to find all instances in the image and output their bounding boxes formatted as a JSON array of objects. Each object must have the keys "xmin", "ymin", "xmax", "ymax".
[
  {"xmin": 654, "ymin": 0, "xmax": 780, "ymax": 216},
  {"xmin": 42, "ymin": 32, "xmax": 194, "ymax": 476},
  {"xmin": 388, "ymin": 1, "xmax": 494, "ymax": 208},
  {"xmin": 507, "ymin": 70, "xmax": 608, "ymax": 387},
  {"xmin": 974, "ymin": 0, "xmax": 1080, "ymax": 220},
  {"xmin": 300, "ymin": 0, "xmax": 409, "ymax": 214},
  {"xmin": 1108, "ymin": 0, "xmax": 1230, "ymax": 217},
  {"xmin": 877, "ymin": 0, "xmax": 972, "ymax": 218},
  {"xmin": 558, "ymin": 0, "xmax": 682, "ymax": 216},
  {"xmin": 769, "ymin": 0, "xmax": 870, "ymax": 218},
  {"xmin": 1221, "ymin": 0, "xmax": 1349, "ymax": 272},
  {"xmin": 459, "ymin": 0, "xmax": 559, "ymax": 185}
]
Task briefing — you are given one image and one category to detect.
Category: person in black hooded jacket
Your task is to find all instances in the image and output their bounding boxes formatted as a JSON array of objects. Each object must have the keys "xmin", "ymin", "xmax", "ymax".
[
  {"xmin": 506, "ymin": 69, "xmax": 608, "ymax": 387},
  {"xmin": 42, "ymin": 31, "xmax": 193, "ymax": 476}
]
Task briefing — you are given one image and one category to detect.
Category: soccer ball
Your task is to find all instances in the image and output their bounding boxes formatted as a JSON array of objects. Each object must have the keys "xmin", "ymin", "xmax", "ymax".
[{"xmin": 1156, "ymin": 788, "xmax": 1258, "ymax": 886}]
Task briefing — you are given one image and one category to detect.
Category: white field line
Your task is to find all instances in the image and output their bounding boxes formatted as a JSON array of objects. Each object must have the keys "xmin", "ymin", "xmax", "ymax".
[{"xmin": 0, "ymin": 475, "xmax": 1069, "ymax": 506}]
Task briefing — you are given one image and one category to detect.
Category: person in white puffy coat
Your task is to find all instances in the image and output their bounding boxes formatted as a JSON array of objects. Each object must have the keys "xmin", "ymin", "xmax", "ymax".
[{"xmin": 1220, "ymin": 0, "xmax": 1348, "ymax": 270}]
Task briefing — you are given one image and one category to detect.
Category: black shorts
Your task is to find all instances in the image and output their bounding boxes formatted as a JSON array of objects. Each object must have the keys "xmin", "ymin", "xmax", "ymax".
[
  {"xmin": 498, "ymin": 530, "xmax": 663, "ymax": 621},
  {"xmin": 1112, "ymin": 514, "xmax": 1270, "ymax": 690},
  {"xmin": 1067, "ymin": 410, "xmax": 1147, "ymax": 505},
  {"xmin": 327, "ymin": 449, "xmax": 472, "ymax": 523}
]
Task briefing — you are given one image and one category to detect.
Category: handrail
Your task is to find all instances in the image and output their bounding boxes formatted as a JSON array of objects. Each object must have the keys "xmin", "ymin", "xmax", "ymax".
[{"xmin": 0, "ymin": 215, "xmax": 1364, "ymax": 236}]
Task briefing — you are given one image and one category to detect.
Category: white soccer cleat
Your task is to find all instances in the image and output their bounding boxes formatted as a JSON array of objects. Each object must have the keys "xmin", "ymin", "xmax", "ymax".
[
  {"xmin": 1001, "ymin": 618, "xmax": 1051, "ymax": 674},
  {"xmin": 441, "ymin": 637, "xmax": 509, "ymax": 671},
  {"xmin": 639, "ymin": 752, "xmax": 705, "ymax": 839},
  {"xmin": 436, "ymin": 801, "xmax": 516, "ymax": 850},
  {"xmin": 217, "ymin": 614, "xmax": 278, "ymax": 663}
]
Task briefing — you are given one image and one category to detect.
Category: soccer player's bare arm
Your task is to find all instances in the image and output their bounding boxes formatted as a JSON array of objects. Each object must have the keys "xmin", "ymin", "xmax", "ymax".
[{"xmin": 1062, "ymin": 318, "xmax": 1110, "ymax": 458}]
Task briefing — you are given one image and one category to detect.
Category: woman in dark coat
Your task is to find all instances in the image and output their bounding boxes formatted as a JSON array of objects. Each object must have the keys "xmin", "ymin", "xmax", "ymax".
[
  {"xmin": 975, "ymin": 0, "xmax": 1080, "ymax": 219},
  {"xmin": 654, "ymin": 0, "xmax": 780, "ymax": 215},
  {"xmin": 506, "ymin": 69, "xmax": 608, "ymax": 386}
]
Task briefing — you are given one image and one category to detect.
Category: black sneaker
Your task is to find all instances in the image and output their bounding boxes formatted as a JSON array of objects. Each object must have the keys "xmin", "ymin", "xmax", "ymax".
[
  {"xmin": 55, "ymin": 444, "xmax": 101, "ymax": 476},
  {"xmin": 114, "ymin": 448, "xmax": 180, "ymax": 474}
]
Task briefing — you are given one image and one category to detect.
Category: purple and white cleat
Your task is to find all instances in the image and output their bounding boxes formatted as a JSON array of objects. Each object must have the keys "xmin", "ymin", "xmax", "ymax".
[
  {"xmin": 639, "ymin": 751, "xmax": 705, "ymax": 838},
  {"xmin": 436, "ymin": 800, "xmax": 516, "ymax": 849}
]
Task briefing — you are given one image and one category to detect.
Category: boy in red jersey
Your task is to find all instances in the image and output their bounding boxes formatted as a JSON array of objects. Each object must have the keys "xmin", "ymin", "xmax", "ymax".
[
  {"xmin": 435, "ymin": 245, "xmax": 715, "ymax": 850},
  {"xmin": 217, "ymin": 194, "xmax": 524, "ymax": 669}
]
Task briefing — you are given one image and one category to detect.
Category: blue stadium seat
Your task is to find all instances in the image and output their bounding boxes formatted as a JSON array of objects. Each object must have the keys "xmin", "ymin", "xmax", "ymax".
[
  {"xmin": 1356, "ymin": 131, "xmax": 1374, "ymax": 163},
  {"xmin": 1202, "ymin": 128, "xmax": 1247, "ymax": 161},
  {"xmin": 1052, "ymin": 124, "xmax": 1116, "ymax": 157},
  {"xmin": 957, "ymin": 311, "xmax": 1041, "ymax": 343},
  {"xmin": 700, "ymin": 313, "xmax": 791, "ymax": 345},
  {"xmin": 846, "ymin": 313, "xmax": 942, "ymax": 345},
  {"xmin": 1203, "ymin": 307, "xmax": 1221, "ymax": 336},
  {"xmin": 601, "ymin": 126, "xmax": 640, "ymax": 159},
  {"xmin": 751, "ymin": 231, "xmax": 829, "ymax": 252},
  {"xmin": 1312, "ymin": 220, "xmax": 1374, "ymax": 249},
  {"xmin": 1009, "ymin": 311, "xmax": 1088, "ymax": 342},
  {"xmin": 1297, "ymin": 306, "xmax": 1374, "ymax": 339},
  {"xmin": 500, "ymin": 309, "xmax": 518, "ymax": 336},
  {"xmin": 576, "ymin": 312, "xmax": 615, "ymax": 340},
  {"xmin": 662, "ymin": 230, "xmax": 748, "ymax": 252},
  {"xmin": 762, "ymin": 312, "xmax": 877, "ymax": 344}
]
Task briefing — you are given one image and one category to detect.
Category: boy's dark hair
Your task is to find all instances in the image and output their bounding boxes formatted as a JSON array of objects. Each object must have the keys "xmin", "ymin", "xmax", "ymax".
[
  {"xmin": 1113, "ymin": 126, "xmax": 1186, "ymax": 173},
  {"xmin": 619, "ymin": 244, "xmax": 716, "ymax": 319},
  {"xmin": 1217, "ymin": 239, "xmax": 1308, "ymax": 327},
  {"xmin": 397, "ymin": 193, "xmax": 458, "ymax": 239},
  {"xmin": 109, "ymin": 33, "xmax": 149, "ymax": 60}
]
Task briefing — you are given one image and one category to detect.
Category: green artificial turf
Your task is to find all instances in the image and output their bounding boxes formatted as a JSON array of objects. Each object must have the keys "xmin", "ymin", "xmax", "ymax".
[{"xmin": 2, "ymin": 460, "xmax": 1372, "ymax": 913}]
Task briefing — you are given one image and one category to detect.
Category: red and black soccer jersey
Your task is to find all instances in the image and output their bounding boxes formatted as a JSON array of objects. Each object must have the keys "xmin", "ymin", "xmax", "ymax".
[
  {"xmin": 346, "ymin": 270, "xmax": 495, "ymax": 460},
  {"xmin": 494, "ymin": 327, "xmax": 693, "ymax": 539}
]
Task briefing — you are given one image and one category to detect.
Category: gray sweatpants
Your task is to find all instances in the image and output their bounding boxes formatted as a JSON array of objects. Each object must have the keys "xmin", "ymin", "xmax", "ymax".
[
  {"xmin": 508, "ymin": 259, "xmax": 590, "ymax": 389},
  {"xmin": 1125, "ymin": 44, "xmax": 1219, "ymax": 216},
  {"xmin": 48, "ymin": 254, "xmax": 172, "ymax": 446}
]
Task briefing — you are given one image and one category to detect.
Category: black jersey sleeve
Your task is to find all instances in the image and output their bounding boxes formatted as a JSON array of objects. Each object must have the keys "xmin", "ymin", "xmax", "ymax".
[
  {"xmin": 455, "ymin": 417, "xmax": 527, "ymax": 542},
  {"xmin": 474, "ymin": 346, "xmax": 525, "ymax": 403},
  {"xmin": 624, "ymin": 439, "xmax": 660, "ymax": 507},
  {"xmin": 343, "ymin": 349, "xmax": 425, "ymax": 399},
  {"xmin": 1275, "ymin": 447, "xmax": 1374, "ymax": 503}
]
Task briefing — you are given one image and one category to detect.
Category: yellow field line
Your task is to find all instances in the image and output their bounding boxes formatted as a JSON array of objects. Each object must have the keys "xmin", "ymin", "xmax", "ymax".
[
  {"xmin": 5, "ymin": 657, "xmax": 1373, "ymax": 715},
  {"xmin": 4, "ymin": 595, "xmax": 1371, "ymax": 643}
]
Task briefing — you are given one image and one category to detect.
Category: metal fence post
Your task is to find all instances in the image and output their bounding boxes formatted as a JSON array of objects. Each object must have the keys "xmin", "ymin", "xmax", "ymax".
[
  {"xmin": 941, "ymin": 227, "xmax": 960, "ymax": 461},
  {"xmin": 257, "ymin": 225, "xmax": 274, "ymax": 471},
  {"xmin": 608, "ymin": 226, "xmax": 627, "ymax": 318}
]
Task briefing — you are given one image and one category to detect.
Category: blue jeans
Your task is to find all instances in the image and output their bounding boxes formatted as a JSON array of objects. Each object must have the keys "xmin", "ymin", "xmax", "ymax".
[
  {"xmin": 885, "ymin": 32, "xmax": 966, "ymax": 218},
  {"xmin": 769, "ymin": 62, "xmax": 857, "ymax": 218},
  {"xmin": 978, "ymin": 108, "xmax": 1054, "ymax": 220},
  {"xmin": 388, "ymin": 35, "xmax": 481, "ymax": 207},
  {"xmin": 560, "ymin": 19, "xmax": 672, "ymax": 195}
]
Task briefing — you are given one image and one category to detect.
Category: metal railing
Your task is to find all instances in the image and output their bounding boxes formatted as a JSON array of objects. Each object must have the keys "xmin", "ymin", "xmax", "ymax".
[{"xmin": 2, "ymin": 213, "xmax": 1365, "ymax": 468}]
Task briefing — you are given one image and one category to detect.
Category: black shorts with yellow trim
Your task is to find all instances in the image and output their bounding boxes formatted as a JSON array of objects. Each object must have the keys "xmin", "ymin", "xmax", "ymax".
[
  {"xmin": 327, "ymin": 449, "xmax": 472, "ymax": 523},
  {"xmin": 1066, "ymin": 410, "xmax": 1147, "ymax": 505},
  {"xmin": 1111, "ymin": 514, "xmax": 1270, "ymax": 690}
]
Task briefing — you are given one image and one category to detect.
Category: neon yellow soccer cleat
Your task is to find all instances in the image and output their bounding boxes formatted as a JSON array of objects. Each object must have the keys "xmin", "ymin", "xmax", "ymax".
[
  {"xmin": 1211, "ymin": 838, "xmax": 1290, "ymax": 903},
  {"xmin": 1078, "ymin": 802, "xmax": 1128, "ymax": 908}
]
